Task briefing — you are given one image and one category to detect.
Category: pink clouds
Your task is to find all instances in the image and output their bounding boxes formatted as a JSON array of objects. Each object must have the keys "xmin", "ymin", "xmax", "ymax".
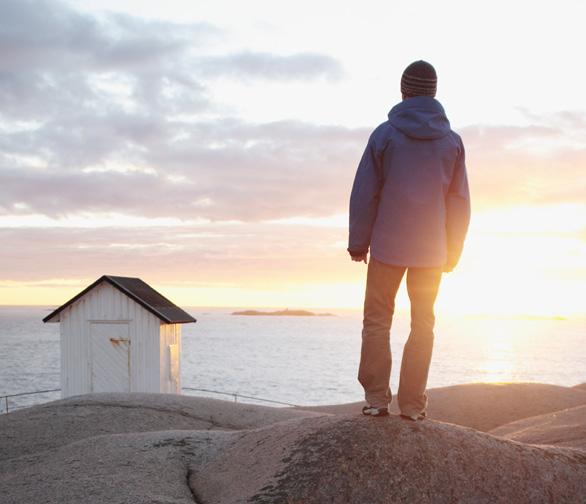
[{"xmin": 1, "ymin": 0, "xmax": 585, "ymax": 290}]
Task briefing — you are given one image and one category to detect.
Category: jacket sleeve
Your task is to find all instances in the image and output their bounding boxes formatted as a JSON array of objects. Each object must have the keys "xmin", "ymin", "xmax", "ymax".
[
  {"xmin": 348, "ymin": 134, "xmax": 384, "ymax": 255},
  {"xmin": 445, "ymin": 140, "xmax": 471, "ymax": 268}
]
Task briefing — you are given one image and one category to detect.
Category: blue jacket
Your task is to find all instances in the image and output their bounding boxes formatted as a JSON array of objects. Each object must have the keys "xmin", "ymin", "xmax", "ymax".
[{"xmin": 348, "ymin": 96, "xmax": 470, "ymax": 268}]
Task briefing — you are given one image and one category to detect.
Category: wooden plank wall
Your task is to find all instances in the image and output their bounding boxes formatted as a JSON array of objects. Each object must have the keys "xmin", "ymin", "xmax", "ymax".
[{"xmin": 59, "ymin": 283, "xmax": 163, "ymax": 397}]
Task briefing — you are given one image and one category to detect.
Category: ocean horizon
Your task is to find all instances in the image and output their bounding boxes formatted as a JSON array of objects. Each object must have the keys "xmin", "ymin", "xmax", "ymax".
[{"xmin": 1, "ymin": 305, "xmax": 585, "ymax": 412}]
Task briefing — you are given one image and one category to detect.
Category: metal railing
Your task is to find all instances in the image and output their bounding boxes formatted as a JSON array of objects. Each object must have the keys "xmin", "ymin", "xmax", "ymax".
[
  {"xmin": 1, "ymin": 388, "xmax": 61, "ymax": 414},
  {"xmin": 1, "ymin": 386, "xmax": 298, "ymax": 413},
  {"xmin": 181, "ymin": 387, "xmax": 299, "ymax": 407}
]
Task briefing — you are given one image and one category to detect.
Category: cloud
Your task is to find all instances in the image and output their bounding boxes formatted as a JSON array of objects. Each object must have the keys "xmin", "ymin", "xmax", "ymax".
[
  {"xmin": 1, "ymin": 0, "xmax": 585, "ymax": 291},
  {"xmin": 0, "ymin": 1, "xmax": 217, "ymax": 72},
  {"xmin": 0, "ymin": 116, "xmax": 368, "ymax": 220},
  {"xmin": 0, "ymin": 2, "xmax": 215, "ymax": 126},
  {"xmin": 460, "ymin": 120, "xmax": 586, "ymax": 209},
  {"xmin": 196, "ymin": 51, "xmax": 343, "ymax": 81},
  {"xmin": 0, "ymin": 0, "xmax": 342, "ymax": 120},
  {"xmin": 0, "ymin": 223, "xmax": 351, "ymax": 286},
  {"xmin": 0, "ymin": 0, "xmax": 351, "ymax": 223},
  {"xmin": 5, "ymin": 114, "xmax": 586, "ymax": 223}
]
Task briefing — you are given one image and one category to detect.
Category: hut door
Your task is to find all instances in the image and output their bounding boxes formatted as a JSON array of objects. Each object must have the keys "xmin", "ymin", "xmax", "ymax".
[{"xmin": 90, "ymin": 322, "xmax": 130, "ymax": 393}]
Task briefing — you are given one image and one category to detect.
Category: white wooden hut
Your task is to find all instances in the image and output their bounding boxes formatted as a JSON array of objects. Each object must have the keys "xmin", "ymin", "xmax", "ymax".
[{"xmin": 43, "ymin": 275, "xmax": 196, "ymax": 398}]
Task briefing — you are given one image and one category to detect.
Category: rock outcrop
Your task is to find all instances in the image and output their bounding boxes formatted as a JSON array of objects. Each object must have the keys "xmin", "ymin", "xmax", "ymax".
[
  {"xmin": 2, "ymin": 386, "xmax": 586, "ymax": 503},
  {"xmin": 0, "ymin": 393, "xmax": 319, "ymax": 460},
  {"xmin": 491, "ymin": 404, "xmax": 586, "ymax": 450},
  {"xmin": 299, "ymin": 382, "xmax": 586, "ymax": 431},
  {"xmin": 194, "ymin": 415, "xmax": 586, "ymax": 504}
]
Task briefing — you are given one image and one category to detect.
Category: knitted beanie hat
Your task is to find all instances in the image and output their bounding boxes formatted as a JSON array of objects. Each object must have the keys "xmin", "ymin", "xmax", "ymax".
[{"xmin": 401, "ymin": 60, "xmax": 437, "ymax": 97}]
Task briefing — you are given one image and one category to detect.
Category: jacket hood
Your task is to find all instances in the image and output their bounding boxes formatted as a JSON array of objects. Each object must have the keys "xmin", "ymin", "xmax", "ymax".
[{"xmin": 388, "ymin": 96, "xmax": 451, "ymax": 140}]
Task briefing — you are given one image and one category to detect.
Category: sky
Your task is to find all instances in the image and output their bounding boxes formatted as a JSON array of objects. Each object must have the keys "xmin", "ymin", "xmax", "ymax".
[{"xmin": 0, "ymin": 0, "xmax": 585, "ymax": 315}]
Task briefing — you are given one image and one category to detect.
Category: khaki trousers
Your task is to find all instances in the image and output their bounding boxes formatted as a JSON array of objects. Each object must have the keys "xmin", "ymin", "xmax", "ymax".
[{"xmin": 358, "ymin": 258, "xmax": 442, "ymax": 415}]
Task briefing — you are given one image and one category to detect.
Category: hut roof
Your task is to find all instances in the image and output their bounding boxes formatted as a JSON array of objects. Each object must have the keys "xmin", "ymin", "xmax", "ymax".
[{"xmin": 43, "ymin": 275, "xmax": 196, "ymax": 324}]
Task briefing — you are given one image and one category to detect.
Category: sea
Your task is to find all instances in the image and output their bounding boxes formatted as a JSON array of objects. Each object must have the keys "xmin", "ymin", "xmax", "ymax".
[{"xmin": 1, "ymin": 305, "xmax": 585, "ymax": 413}]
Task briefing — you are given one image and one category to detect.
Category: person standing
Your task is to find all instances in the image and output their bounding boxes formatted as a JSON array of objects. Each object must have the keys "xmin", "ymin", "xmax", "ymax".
[{"xmin": 348, "ymin": 60, "xmax": 471, "ymax": 420}]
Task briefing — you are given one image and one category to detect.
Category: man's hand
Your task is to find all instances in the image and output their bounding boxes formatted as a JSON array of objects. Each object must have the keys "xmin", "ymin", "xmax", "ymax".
[{"xmin": 351, "ymin": 252, "xmax": 368, "ymax": 264}]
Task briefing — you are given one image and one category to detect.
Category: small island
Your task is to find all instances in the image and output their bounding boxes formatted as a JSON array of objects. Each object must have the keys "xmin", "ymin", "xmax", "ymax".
[{"xmin": 232, "ymin": 309, "xmax": 334, "ymax": 317}]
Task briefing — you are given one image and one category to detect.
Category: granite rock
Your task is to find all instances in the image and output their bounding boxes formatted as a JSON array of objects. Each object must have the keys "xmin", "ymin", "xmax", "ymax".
[
  {"xmin": 491, "ymin": 404, "xmax": 586, "ymax": 451},
  {"xmin": 298, "ymin": 382, "xmax": 586, "ymax": 431}
]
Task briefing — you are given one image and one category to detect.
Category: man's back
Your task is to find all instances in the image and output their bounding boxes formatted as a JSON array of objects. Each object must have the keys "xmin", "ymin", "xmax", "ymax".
[{"xmin": 349, "ymin": 95, "xmax": 470, "ymax": 270}]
